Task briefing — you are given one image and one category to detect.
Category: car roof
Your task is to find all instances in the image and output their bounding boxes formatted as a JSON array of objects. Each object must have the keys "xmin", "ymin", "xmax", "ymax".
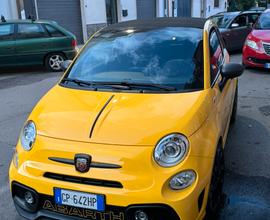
[
  {"xmin": 0, "ymin": 19, "xmax": 56, "ymax": 25},
  {"xmin": 214, "ymin": 11, "xmax": 241, "ymax": 16},
  {"xmin": 240, "ymin": 10, "xmax": 262, "ymax": 14},
  {"xmin": 101, "ymin": 17, "xmax": 207, "ymax": 33},
  {"xmin": 264, "ymin": 9, "xmax": 270, "ymax": 13},
  {"xmin": 213, "ymin": 10, "xmax": 261, "ymax": 17}
]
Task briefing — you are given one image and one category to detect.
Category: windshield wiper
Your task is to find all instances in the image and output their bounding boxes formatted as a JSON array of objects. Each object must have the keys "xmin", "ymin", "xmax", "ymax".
[
  {"xmin": 62, "ymin": 79, "xmax": 177, "ymax": 92},
  {"xmin": 61, "ymin": 78, "xmax": 93, "ymax": 87},
  {"xmin": 92, "ymin": 81, "xmax": 177, "ymax": 91}
]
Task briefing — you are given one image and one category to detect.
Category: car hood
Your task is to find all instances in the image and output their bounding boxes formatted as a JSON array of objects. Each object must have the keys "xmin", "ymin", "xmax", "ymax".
[
  {"xmin": 30, "ymin": 85, "xmax": 211, "ymax": 146},
  {"xmin": 251, "ymin": 29, "xmax": 270, "ymax": 42}
]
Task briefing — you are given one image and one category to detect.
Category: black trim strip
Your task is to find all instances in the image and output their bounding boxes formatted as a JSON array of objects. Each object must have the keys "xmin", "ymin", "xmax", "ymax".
[
  {"xmin": 48, "ymin": 157, "xmax": 121, "ymax": 169},
  {"xmin": 43, "ymin": 172, "xmax": 123, "ymax": 188},
  {"xmin": 90, "ymin": 95, "xmax": 114, "ymax": 138}
]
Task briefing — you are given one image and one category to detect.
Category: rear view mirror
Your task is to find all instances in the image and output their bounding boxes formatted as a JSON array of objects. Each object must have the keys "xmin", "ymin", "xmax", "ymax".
[
  {"xmin": 231, "ymin": 23, "xmax": 239, "ymax": 28},
  {"xmin": 61, "ymin": 60, "xmax": 72, "ymax": 71},
  {"xmin": 221, "ymin": 63, "xmax": 244, "ymax": 79}
]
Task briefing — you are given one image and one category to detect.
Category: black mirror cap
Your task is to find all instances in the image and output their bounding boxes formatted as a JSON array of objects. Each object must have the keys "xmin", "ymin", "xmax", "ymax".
[
  {"xmin": 60, "ymin": 60, "xmax": 72, "ymax": 71},
  {"xmin": 221, "ymin": 63, "xmax": 244, "ymax": 79}
]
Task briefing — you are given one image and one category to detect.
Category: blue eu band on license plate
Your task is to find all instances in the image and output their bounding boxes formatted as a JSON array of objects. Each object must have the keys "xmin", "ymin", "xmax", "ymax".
[
  {"xmin": 54, "ymin": 188, "xmax": 105, "ymax": 211},
  {"xmin": 264, "ymin": 63, "xmax": 270, "ymax": 69}
]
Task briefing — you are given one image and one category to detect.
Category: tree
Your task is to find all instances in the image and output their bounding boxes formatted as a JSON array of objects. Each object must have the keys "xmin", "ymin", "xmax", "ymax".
[
  {"xmin": 237, "ymin": 0, "xmax": 256, "ymax": 10},
  {"xmin": 228, "ymin": 0, "xmax": 256, "ymax": 11}
]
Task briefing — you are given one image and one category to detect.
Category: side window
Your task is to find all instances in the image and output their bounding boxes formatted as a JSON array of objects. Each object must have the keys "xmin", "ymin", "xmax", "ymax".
[
  {"xmin": 248, "ymin": 14, "xmax": 260, "ymax": 26},
  {"xmin": 210, "ymin": 30, "xmax": 224, "ymax": 84},
  {"xmin": 214, "ymin": 0, "xmax": 219, "ymax": 7},
  {"xmin": 45, "ymin": 24, "xmax": 65, "ymax": 37},
  {"xmin": 232, "ymin": 15, "xmax": 248, "ymax": 27},
  {"xmin": 0, "ymin": 24, "xmax": 14, "ymax": 40},
  {"xmin": 17, "ymin": 24, "xmax": 48, "ymax": 39}
]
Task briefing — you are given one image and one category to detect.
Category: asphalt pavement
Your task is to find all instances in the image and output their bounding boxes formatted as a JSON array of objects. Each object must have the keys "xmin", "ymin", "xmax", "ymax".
[{"xmin": 0, "ymin": 54, "xmax": 269, "ymax": 220}]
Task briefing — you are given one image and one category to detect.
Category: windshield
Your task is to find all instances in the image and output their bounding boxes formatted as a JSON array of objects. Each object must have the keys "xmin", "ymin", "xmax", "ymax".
[
  {"xmin": 255, "ymin": 13, "xmax": 270, "ymax": 30},
  {"xmin": 63, "ymin": 27, "xmax": 204, "ymax": 93},
  {"xmin": 211, "ymin": 14, "xmax": 236, "ymax": 28}
]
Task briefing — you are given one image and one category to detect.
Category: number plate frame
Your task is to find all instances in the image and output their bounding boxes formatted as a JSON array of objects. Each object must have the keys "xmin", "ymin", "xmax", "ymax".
[
  {"xmin": 264, "ymin": 63, "xmax": 270, "ymax": 69},
  {"xmin": 54, "ymin": 188, "xmax": 105, "ymax": 211}
]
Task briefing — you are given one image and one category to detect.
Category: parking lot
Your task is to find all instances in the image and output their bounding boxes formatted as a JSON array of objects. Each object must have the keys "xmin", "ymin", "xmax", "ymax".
[{"xmin": 0, "ymin": 53, "xmax": 269, "ymax": 219}]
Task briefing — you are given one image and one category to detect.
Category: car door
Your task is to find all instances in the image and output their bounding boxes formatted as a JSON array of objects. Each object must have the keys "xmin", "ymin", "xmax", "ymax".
[
  {"xmin": 0, "ymin": 23, "xmax": 16, "ymax": 67},
  {"xmin": 15, "ymin": 23, "xmax": 51, "ymax": 65},
  {"xmin": 43, "ymin": 24, "xmax": 71, "ymax": 51},
  {"xmin": 209, "ymin": 29, "xmax": 235, "ymax": 138},
  {"xmin": 227, "ymin": 14, "xmax": 250, "ymax": 50}
]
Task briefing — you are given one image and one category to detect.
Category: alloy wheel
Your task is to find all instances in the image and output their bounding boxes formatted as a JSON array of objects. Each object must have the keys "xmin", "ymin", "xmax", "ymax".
[{"xmin": 48, "ymin": 55, "xmax": 64, "ymax": 71}]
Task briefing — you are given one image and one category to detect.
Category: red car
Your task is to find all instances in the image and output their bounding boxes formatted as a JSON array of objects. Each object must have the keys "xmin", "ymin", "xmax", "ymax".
[{"xmin": 243, "ymin": 9, "xmax": 270, "ymax": 69}]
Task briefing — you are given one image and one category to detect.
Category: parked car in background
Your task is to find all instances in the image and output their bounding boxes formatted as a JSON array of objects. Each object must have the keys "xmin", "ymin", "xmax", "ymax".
[
  {"xmin": 243, "ymin": 9, "xmax": 270, "ymax": 69},
  {"xmin": 210, "ymin": 11, "xmax": 261, "ymax": 51},
  {"xmin": 249, "ymin": 7, "xmax": 266, "ymax": 12},
  {"xmin": 0, "ymin": 19, "xmax": 77, "ymax": 71}
]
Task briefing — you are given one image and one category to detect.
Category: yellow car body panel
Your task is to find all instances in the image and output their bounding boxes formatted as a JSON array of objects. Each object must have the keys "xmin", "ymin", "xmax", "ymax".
[
  {"xmin": 31, "ymin": 85, "xmax": 212, "ymax": 146},
  {"xmin": 9, "ymin": 19, "xmax": 238, "ymax": 220}
]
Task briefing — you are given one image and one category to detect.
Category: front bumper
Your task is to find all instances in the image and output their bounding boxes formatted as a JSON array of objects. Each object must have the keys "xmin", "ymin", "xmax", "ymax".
[
  {"xmin": 64, "ymin": 49, "xmax": 77, "ymax": 60},
  {"xmin": 9, "ymin": 136, "xmax": 212, "ymax": 220},
  {"xmin": 243, "ymin": 45, "xmax": 270, "ymax": 68},
  {"xmin": 12, "ymin": 182, "xmax": 180, "ymax": 220}
]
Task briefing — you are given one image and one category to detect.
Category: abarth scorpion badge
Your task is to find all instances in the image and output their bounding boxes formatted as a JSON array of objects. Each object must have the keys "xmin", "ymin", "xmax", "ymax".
[{"xmin": 74, "ymin": 154, "xmax": 91, "ymax": 173}]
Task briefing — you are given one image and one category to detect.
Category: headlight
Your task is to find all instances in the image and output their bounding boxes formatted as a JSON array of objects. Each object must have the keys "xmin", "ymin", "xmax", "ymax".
[
  {"xmin": 20, "ymin": 121, "xmax": 36, "ymax": 151},
  {"xmin": 246, "ymin": 39, "xmax": 258, "ymax": 50},
  {"xmin": 154, "ymin": 134, "xmax": 189, "ymax": 167}
]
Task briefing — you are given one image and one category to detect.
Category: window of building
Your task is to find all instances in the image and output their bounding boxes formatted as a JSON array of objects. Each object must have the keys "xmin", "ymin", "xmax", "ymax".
[
  {"xmin": 209, "ymin": 30, "xmax": 224, "ymax": 84},
  {"xmin": 214, "ymin": 0, "xmax": 220, "ymax": 8},
  {"xmin": 106, "ymin": 0, "xmax": 118, "ymax": 25},
  {"xmin": 0, "ymin": 24, "xmax": 14, "ymax": 40},
  {"xmin": 17, "ymin": 23, "xmax": 48, "ymax": 39}
]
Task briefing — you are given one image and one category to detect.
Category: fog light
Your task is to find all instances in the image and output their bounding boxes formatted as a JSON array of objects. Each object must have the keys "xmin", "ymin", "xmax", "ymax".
[
  {"xmin": 24, "ymin": 191, "xmax": 34, "ymax": 204},
  {"xmin": 169, "ymin": 170, "xmax": 196, "ymax": 190},
  {"xmin": 135, "ymin": 210, "xmax": 148, "ymax": 220}
]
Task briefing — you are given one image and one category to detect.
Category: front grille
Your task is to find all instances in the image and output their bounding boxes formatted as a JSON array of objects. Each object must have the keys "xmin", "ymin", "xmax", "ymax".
[
  {"xmin": 248, "ymin": 57, "xmax": 270, "ymax": 64},
  {"xmin": 39, "ymin": 194, "xmax": 126, "ymax": 220},
  {"xmin": 44, "ymin": 172, "xmax": 123, "ymax": 188},
  {"xmin": 263, "ymin": 43, "xmax": 270, "ymax": 56}
]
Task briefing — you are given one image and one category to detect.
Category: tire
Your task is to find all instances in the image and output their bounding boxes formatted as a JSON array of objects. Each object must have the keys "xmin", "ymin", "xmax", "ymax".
[
  {"xmin": 230, "ymin": 85, "xmax": 238, "ymax": 124},
  {"xmin": 45, "ymin": 53, "xmax": 65, "ymax": 72},
  {"xmin": 206, "ymin": 145, "xmax": 225, "ymax": 220}
]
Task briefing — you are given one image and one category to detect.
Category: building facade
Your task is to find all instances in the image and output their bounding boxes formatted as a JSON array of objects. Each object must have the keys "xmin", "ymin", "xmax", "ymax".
[
  {"xmin": 2, "ymin": 0, "xmax": 227, "ymax": 43},
  {"xmin": 0, "ymin": 0, "xmax": 18, "ymax": 19}
]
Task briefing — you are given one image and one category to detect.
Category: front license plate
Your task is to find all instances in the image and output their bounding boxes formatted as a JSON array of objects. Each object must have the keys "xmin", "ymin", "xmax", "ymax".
[
  {"xmin": 264, "ymin": 63, "xmax": 270, "ymax": 69},
  {"xmin": 54, "ymin": 188, "xmax": 105, "ymax": 211}
]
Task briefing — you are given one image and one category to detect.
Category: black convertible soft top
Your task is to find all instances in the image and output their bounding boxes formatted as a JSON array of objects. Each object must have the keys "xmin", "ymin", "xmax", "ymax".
[{"xmin": 101, "ymin": 17, "xmax": 206, "ymax": 33}]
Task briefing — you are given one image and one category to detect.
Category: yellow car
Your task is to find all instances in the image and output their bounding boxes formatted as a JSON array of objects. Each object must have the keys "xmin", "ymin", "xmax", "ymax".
[{"xmin": 9, "ymin": 18, "xmax": 243, "ymax": 220}]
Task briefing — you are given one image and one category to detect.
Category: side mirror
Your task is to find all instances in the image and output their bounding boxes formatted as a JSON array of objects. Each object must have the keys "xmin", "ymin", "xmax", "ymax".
[
  {"xmin": 61, "ymin": 60, "xmax": 72, "ymax": 71},
  {"xmin": 231, "ymin": 23, "xmax": 240, "ymax": 28},
  {"xmin": 221, "ymin": 63, "xmax": 244, "ymax": 79}
]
